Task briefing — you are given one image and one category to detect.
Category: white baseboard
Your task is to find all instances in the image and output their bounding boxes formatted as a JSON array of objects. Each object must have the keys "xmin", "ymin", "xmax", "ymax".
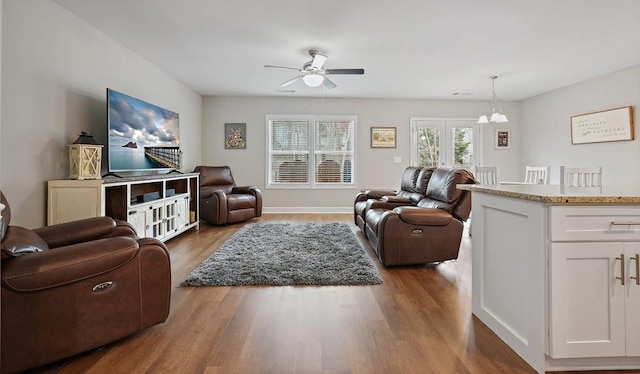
[{"xmin": 263, "ymin": 207, "xmax": 352, "ymax": 214}]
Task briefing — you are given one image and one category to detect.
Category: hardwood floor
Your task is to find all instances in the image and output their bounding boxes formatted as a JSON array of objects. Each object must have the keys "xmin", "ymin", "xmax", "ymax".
[{"xmin": 33, "ymin": 214, "xmax": 618, "ymax": 373}]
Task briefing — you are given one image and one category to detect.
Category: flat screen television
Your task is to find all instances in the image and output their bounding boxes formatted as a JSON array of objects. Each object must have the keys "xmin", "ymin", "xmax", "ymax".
[{"xmin": 107, "ymin": 88, "xmax": 180, "ymax": 174}]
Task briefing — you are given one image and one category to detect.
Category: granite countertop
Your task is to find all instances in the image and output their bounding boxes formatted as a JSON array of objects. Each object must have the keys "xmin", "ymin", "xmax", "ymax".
[{"xmin": 457, "ymin": 184, "xmax": 640, "ymax": 204}]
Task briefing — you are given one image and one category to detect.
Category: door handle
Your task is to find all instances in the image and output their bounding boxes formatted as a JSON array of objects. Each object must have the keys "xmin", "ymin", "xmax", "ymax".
[
  {"xmin": 631, "ymin": 254, "xmax": 640, "ymax": 286},
  {"xmin": 616, "ymin": 254, "xmax": 625, "ymax": 285}
]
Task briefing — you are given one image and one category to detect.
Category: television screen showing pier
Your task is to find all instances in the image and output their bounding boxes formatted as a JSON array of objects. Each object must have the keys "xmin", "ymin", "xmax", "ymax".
[{"xmin": 108, "ymin": 89, "xmax": 180, "ymax": 171}]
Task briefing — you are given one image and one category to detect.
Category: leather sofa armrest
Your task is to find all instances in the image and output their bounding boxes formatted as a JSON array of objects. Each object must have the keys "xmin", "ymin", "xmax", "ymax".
[
  {"xmin": 393, "ymin": 206, "xmax": 453, "ymax": 226},
  {"xmin": 200, "ymin": 186, "xmax": 220, "ymax": 199},
  {"xmin": 1, "ymin": 236, "xmax": 139, "ymax": 292},
  {"xmin": 33, "ymin": 216, "xmax": 124, "ymax": 248},
  {"xmin": 361, "ymin": 189, "xmax": 396, "ymax": 200},
  {"xmin": 381, "ymin": 195, "xmax": 412, "ymax": 204},
  {"xmin": 367, "ymin": 199, "xmax": 412, "ymax": 211},
  {"xmin": 232, "ymin": 186, "xmax": 256, "ymax": 194}
]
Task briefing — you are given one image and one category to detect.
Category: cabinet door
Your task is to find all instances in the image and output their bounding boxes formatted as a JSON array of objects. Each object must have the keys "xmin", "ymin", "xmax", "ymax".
[
  {"xmin": 147, "ymin": 202, "xmax": 165, "ymax": 239},
  {"xmin": 549, "ymin": 242, "xmax": 626, "ymax": 358},
  {"xmin": 176, "ymin": 196, "xmax": 189, "ymax": 228},
  {"xmin": 164, "ymin": 200, "xmax": 177, "ymax": 236},
  {"xmin": 128, "ymin": 209, "xmax": 148, "ymax": 238},
  {"xmin": 625, "ymin": 243, "xmax": 640, "ymax": 356}
]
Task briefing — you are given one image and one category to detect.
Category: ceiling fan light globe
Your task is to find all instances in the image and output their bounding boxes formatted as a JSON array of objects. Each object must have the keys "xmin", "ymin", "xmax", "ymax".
[{"xmin": 303, "ymin": 74, "xmax": 324, "ymax": 87}]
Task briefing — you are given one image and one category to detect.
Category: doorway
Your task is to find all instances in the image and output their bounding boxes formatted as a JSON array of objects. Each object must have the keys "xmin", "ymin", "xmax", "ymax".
[{"xmin": 410, "ymin": 118, "xmax": 480, "ymax": 171}]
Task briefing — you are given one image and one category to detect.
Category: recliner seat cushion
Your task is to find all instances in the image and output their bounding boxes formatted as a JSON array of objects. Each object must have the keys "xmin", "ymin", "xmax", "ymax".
[{"xmin": 227, "ymin": 194, "xmax": 256, "ymax": 210}]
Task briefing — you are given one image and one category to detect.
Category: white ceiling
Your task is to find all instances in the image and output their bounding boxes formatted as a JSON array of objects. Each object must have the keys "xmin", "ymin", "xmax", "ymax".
[{"xmin": 52, "ymin": 0, "xmax": 640, "ymax": 101}]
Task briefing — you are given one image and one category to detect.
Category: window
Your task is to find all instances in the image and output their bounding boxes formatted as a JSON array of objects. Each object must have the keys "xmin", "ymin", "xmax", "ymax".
[{"xmin": 267, "ymin": 115, "xmax": 356, "ymax": 187}]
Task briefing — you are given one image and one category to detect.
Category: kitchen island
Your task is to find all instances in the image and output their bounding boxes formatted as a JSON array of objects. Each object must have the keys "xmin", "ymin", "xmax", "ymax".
[{"xmin": 457, "ymin": 184, "xmax": 640, "ymax": 373}]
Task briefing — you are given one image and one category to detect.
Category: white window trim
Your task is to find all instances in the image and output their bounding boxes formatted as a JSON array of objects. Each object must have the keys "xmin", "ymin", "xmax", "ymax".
[{"xmin": 266, "ymin": 114, "xmax": 357, "ymax": 189}]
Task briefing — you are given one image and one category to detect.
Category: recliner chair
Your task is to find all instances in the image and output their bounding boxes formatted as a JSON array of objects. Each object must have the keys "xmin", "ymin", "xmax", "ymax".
[
  {"xmin": 0, "ymin": 191, "xmax": 171, "ymax": 373},
  {"xmin": 194, "ymin": 165, "xmax": 262, "ymax": 225},
  {"xmin": 363, "ymin": 168, "xmax": 476, "ymax": 266},
  {"xmin": 354, "ymin": 166, "xmax": 434, "ymax": 234}
]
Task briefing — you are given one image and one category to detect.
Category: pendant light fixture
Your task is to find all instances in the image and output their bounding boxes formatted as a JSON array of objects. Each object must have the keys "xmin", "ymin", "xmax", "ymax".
[{"xmin": 478, "ymin": 75, "xmax": 508, "ymax": 124}]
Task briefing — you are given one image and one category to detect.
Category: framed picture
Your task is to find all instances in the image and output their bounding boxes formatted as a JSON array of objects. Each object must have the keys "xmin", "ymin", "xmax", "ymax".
[
  {"xmin": 495, "ymin": 129, "xmax": 510, "ymax": 149},
  {"xmin": 570, "ymin": 106, "xmax": 634, "ymax": 144},
  {"xmin": 224, "ymin": 123, "xmax": 246, "ymax": 149},
  {"xmin": 370, "ymin": 127, "xmax": 396, "ymax": 148}
]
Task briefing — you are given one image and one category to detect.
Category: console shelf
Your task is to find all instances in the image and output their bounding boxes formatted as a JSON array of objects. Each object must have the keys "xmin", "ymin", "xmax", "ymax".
[{"xmin": 48, "ymin": 173, "xmax": 199, "ymax": 242}]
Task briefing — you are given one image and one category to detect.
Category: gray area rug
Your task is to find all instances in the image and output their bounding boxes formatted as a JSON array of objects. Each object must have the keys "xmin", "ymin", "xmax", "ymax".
[{"xmin": 181, "ymin": 222, "xmax": 383, "ymax": 287}]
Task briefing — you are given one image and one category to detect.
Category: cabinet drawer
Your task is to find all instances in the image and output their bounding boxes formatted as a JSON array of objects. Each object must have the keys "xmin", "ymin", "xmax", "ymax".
[{"xmin": 550, "ymin": 206, "xmax": 640, "ymax": 242}]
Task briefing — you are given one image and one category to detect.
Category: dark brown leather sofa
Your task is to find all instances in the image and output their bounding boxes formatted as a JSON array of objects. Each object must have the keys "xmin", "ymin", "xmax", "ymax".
[
  {"xmin": 0, "ymin": 191, "xmax": 171, "ymax": 373},
  {"xmin": 357, "ymin": 168, "xmax": 476, "ymax": 266},
  {"xmin": 353, "ymin": 166, "xmax": 434, "ymax": 233},
  {"xmin": 194, "ymin": 165, "xmax": 263, "ymax": 225}
]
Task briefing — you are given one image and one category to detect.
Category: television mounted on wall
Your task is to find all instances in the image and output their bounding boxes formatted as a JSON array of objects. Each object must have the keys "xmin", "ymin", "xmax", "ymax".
[{"xmin": 107, "ymin": 88, "xmax": 181, "ymax": 174}]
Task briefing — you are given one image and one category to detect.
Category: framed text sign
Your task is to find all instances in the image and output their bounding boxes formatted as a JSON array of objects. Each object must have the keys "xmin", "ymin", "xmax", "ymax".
[{"xmin": 570, "ymin": 106, "xmax": 634, "ymax": 145}]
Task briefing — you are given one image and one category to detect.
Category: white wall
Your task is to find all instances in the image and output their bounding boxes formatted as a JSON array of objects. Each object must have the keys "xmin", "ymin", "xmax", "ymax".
[
  {"xmin": 1, "ymin": 0, "xmax": 202, "ymax": 228},
  {"xmin": 521, "ymin": 65, "xmax": 640, "ymax": 184},
  {"xmin": 203, "ymin": 96, "xmax": 520, "ymax": 211}
]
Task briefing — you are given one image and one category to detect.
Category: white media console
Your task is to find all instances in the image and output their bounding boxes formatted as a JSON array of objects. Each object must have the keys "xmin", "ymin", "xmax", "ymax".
[{"xmin": 48, "ymin": 173, "xmax": 199, "ymax": 242}]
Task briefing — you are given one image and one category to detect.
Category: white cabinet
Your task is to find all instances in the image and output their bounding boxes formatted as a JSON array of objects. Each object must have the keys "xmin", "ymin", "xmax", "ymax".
[
  {"xmin": 549, "ymin": 206, "xmax": 640, "ymax": 359},
  {"xmin": 48, "ymin": 173, "xmax": 199, "ymax": 242},
  {"xmin": 47, "ymin": 179, "xmax": 104, "ymax": 225}
]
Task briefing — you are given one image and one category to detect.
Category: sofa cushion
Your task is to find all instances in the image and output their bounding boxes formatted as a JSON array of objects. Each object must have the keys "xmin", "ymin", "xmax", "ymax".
[
  {"xmin": 399, "ymin": 167, "xmax": 422, "ymax": 193},
  {"xmin": 195, "ymin": 166, "xmax": 235, "ymax": 189},
  {"xmin": 1, "ymin": 226, "xmax": 49, "ymax": 261},
  {"xmin": 414, "ymin": 167, "xmax": 435, "ymax": 194},
  {"xmin": 227, "ymin": 194, "xmax": 256, "ymax": 210},
  {"xmin": 425, "ymin": 168, "xmax": 471, "ymax": 204}
]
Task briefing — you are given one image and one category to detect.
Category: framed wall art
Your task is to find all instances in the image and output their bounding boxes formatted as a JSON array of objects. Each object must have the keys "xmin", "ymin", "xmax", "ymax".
[
  {"xmin": 370, "ymin": 127, "xmax": 396, "ymax": 148},
  {"xmin": 224, "ymin": 123, "xmax": 247, "ymax": 149},
  {"xmin": 495, "ymin": 129, "xmax": 510, "ymax": 149},
  {"xmin": 570, "ymin": 106, "xmax": 634, "ymax": 145}
]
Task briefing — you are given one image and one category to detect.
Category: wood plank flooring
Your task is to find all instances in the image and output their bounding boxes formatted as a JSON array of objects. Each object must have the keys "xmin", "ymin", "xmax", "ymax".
[{"xmin": 33, "ymin": 214, "xmax": 624, "ymax": 373}]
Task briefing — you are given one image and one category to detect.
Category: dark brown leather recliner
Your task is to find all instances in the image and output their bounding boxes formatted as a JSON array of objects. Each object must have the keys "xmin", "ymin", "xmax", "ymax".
[
  {"xmin": 194, "ymin": 165, "xmax": 263, "ymax": 225},
  {"xmin": 0, "ymin": 191, "xmax": 171, "ymax": 373},
  {"xmin": 354, "ymin": 166, "xmax": 434, "ymax": 234},
  {"xmin": 363, "ymin": 168, "xmax": 476, "ymax": 266}
]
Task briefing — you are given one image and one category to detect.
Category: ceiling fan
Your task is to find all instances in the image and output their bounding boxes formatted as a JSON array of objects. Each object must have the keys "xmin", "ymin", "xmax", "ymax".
[{"xmin": 264, "ymin": 50, "xmax": 364, "ymax": 89}]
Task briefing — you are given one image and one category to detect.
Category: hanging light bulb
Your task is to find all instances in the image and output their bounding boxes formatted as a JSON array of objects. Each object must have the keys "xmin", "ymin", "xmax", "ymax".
[{"xmin": 478, "ymin": 76, "xmax": 508, "ymax": 124}]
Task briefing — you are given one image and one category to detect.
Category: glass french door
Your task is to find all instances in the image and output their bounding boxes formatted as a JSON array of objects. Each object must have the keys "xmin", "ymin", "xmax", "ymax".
[{"xmin": 410, "ymin": 118, "xmax": 480, "ymax": 171}]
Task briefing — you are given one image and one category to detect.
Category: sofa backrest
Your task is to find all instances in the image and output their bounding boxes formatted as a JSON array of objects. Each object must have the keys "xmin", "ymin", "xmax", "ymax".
[
  {"xmin": 194, "ymin": 165, "xmax": 235, "ymax": 193},
  {"xmin": 395, "ymin": 167, "xmax": 436, "ymax": 203},
  {"xmin": 418, "ymin": 168, "xmax": 476, "ymax": 221}
]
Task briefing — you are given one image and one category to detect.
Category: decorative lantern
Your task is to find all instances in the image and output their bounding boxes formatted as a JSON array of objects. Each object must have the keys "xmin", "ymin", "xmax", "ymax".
[{"xmin": 68, "ymin": 132, "xmax": 103, "ymax": 180}]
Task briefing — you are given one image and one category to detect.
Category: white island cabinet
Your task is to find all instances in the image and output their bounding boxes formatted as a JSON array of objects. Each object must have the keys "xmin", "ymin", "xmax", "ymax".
[{"xmin": 457, "ymin": 184, "xmax": 640, "ymax": 373}]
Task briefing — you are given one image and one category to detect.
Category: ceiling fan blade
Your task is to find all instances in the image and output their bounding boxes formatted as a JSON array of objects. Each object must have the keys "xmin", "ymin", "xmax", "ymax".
[
  {"xmin": 265, "ymin": 64, "xmax": 302, "ymax": 71},
  {"xmin": 325, "ymin": 68, "xmax": 365, "ymax": 75},
  {"xmin": 323, "ymin": 76, "xmax": 337, "ymax": 89},
  {"xmin": 311, "ymin": 54, "xmax": 327, "ymax": 70},
  {"xmin": 280, "ymin": 75, "xmax": 303, "ymax": 87}
]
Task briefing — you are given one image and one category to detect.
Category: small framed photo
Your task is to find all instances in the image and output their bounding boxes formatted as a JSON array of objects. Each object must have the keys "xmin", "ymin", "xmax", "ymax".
[
  {"xmin": 224, "ymin": 123, "xmax": 246, "ymax": 149},
  {"xmin": 371, "ymin": 127, "xmax": 396, "ymax": 148},
  {"xmin": 495, "ymin": 129, "xmax": 510, "ymax": 149}
]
